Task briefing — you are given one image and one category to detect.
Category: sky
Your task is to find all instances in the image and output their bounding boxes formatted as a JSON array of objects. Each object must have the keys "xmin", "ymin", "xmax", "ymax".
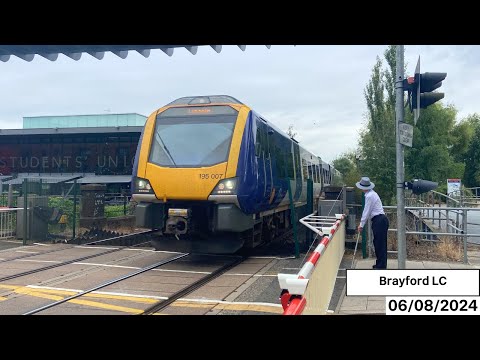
[{"xmin": 0, "ymin": 45, "xmax": 478, "ymax": 164}]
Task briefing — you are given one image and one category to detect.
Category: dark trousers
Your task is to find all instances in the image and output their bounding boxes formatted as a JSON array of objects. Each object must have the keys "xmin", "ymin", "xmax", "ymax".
[{"xmin": 372, "ymin": 214, "xmax": 389, "ymax": 269}]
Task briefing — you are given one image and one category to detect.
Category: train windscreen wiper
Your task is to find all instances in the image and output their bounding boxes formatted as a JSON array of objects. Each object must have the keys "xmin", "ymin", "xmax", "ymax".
[{"xmin": 155, "ymin": 131, "xmax": 177, "ymax": 167}]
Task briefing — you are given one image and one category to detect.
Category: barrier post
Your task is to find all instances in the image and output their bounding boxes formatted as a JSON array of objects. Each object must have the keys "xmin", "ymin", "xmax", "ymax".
[
  {"xmin": 72, "ymin": 179, "xmax": 78, "ymax": 240},
  {"xmin": 23, "ymin": 178, "xmax": 28, "ymax": 245},
  {"xmin": 7, "ymin": 184, "xmax": 13, "ymax": 208}
]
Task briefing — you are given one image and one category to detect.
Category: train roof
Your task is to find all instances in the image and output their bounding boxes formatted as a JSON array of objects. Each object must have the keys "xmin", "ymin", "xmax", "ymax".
[
  {"xmin": 166, "ymin": 95, "xmax": 243, "ymax": 106},
  {"xmin": 161, "ymin": 95, "xmax": 327, "ymax": 166}
]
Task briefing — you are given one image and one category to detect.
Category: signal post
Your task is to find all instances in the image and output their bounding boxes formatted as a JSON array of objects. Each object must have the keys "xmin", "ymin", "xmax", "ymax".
[{"xmin": 395, "ymin": 47, "xmax": 446, "ymax": 269}]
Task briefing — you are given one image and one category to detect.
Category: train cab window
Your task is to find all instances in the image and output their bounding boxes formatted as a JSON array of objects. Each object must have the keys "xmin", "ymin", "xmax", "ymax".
[{"xmin": 149, "ymin": 105, "xmax": 238, "ymax": 167}]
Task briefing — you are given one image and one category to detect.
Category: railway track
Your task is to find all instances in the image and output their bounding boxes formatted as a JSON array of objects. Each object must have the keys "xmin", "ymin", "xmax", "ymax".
[
  {"xmin": 23, "ymin": 252, "xmax": 190, "ymax": 315},
  {"xmin": 19, "ymin": 253, "xmax": 247, "ymax": 315},
  {"xmin": 0, "ymin": 229, "xmax": 156, "ymax": 269},
  {"xmin": 0, "ymin": 227, "xmax": 298, "ymax": 315},
  {"xmin": 140, "ymin": 255, "xmax": 246, "ymax": 315}
]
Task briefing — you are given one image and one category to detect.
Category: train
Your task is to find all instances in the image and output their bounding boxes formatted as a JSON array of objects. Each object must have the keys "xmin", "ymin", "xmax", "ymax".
[{"xmin": 131, "ymin": 95, "xmax": 341, "ymax": 253}]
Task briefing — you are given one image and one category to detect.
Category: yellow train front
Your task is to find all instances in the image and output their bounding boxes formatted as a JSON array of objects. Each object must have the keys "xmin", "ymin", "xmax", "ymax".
[{"xmin": 132, "ymin": 95, "xmax": 325, "ymax": 254}]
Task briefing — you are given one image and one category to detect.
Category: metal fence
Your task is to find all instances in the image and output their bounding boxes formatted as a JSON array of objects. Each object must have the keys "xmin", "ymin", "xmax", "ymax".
[
  {"xmin": 381, "ymin": 189, "xmax": 480, "ymax": 264},
  {"xmin": 0, "ymin": 177, "xmax": 135, "ymax": 243},
  {"xmin": 449, "ymin": 186, "xmax": 480, "ymax": 206},
  {"xmin": 0, "ymin": 207, "xmax": 21, "ymax": 239},
  {"xmin": 405, "ymin": 190, "xmax": 480, "ymax": 239}
]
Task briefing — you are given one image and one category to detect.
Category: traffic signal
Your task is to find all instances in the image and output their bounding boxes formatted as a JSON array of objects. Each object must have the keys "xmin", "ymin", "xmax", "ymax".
[
  {"xmin": 411, "ymin": 72, "xmax": 447, "ymax": 109},
  {"xmin": 404, "ymin": 57, "xmax": 447, "ymax": 124},
  {"xmin": 406, "ymin": 179, "xmax": 438, "ymax": 195}
]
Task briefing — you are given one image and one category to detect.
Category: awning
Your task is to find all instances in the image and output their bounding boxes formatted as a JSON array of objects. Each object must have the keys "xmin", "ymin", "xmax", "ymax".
[
  {"xmin": 72, "ymin": 175, "xmax": 132, "ymax": 184},
  {"xmin": 1, "ymin": 173, "xmax": 90, "ymax": 185},
  {"xmin": 0, "ymin": 45, "xmax": 272, "ymax": 62},
  {"xmin": 0, "ymin": 173, "xmax": 132, "ymax": 185}
]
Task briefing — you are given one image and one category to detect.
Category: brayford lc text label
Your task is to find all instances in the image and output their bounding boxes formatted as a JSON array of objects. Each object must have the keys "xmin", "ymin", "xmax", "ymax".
[{"xmin": 380, "ymin": 275, "xmax": 447, "ymax": 287}]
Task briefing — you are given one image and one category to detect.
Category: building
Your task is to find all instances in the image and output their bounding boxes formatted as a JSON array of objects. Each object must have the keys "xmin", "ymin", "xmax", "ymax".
[{"xmin": 0, "ymin": 113, "xmax": 146, "ymax": 193}]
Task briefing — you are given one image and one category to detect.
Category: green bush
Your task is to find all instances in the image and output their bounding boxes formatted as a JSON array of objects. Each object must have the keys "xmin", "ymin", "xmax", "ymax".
[
  {"xmin": 48, "ymin": 197, "xmax": 75, "ymax": 221},
  {"xmin": 105, "ymin": 205, "xmax": 126, "ymax": 218},
  {"xmin": 48, "ymin": 197, "xmax": 131, "ymax": 222}
]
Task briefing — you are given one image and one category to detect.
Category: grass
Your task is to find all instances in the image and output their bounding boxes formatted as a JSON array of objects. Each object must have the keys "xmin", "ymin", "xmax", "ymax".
[{"xmin": 436, "ymin": 237, "xmax": 463, "ymax": 261}]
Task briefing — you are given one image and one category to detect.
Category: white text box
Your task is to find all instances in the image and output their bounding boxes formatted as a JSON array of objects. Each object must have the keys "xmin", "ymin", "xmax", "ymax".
[{"xmin": 346, "ymin": 269, "xmax": 479, "ymax": 296}]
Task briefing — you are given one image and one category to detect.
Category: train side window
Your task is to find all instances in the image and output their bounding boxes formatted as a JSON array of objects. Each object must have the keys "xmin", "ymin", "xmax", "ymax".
[
  {"xmin": 302, "ymin": 158, "xmax": 308, "ymax": 180},
  {"xmin": 264, "ymin": 125, "xmax": 271, "ymax": 159},
  {"xmin": 286, "ymin": 143, "xmax": 294, "ymax": 179},
  {"xmin": 308, "ymin": 161, "xmax": 314, "ymax": 180},
  {"xmin": 293, "ymin": 143, "xmax": 301, "ymax": 181},
  {"xmin": 255, "ymin": 120, "xmax": 269, "ymax": 158},
  {"xmin": 255, "ymin": 125, "xmax": 261, "ymax": 157}
]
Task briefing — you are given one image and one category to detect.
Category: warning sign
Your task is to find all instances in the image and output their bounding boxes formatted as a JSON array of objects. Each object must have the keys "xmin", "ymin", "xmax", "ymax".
[{"xmin": 447, "ymin": 179, "xmax": 461, "ymax": 196}]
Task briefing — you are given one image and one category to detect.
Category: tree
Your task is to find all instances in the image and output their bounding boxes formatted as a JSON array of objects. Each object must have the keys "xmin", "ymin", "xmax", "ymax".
[
  {"xmin": 286, "ymin": 125, "xmax": 297, "ymax": 138},
  {"xmin": 451, "ymin": 113, "xmax": 480, "ymax": 163},
  {"xmin": 405, "ymin": 103, "xmax": 463, "ymax": 186},
  {"xmin": 464, "ymin": 123, "xmax": 480, "ymax": 187},
  {"xmin": 332, "ymin": 155, "xmax": 353, "ymax": 177},
  {"xmin": 332, "ymin": 151, "xmax": 360, "ymax": 188},
  {"xmin": 358, "ymin": 45, "xmax": 466, "ymax": 201},
  {"xmin": 358, "ymin": 46, "xmax": 397, "ymax": 204}
]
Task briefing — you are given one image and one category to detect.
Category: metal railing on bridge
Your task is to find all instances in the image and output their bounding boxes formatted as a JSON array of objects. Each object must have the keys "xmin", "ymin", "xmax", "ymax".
[
  {"xmin": 448, "ymin": 186, "xmax": 480, "ymax": 207},
  {"xmin": 382, "ymin": 188, "xmax": 480, "ymax": 264}
]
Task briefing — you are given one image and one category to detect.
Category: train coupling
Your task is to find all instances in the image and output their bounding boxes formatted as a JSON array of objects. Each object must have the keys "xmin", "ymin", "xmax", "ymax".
[{"xmin": 165, "ymin": 208, "xmax": 191, "ymax": 236}]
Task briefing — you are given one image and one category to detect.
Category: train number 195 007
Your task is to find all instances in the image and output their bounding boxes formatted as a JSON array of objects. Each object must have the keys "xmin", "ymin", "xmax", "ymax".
[{"xmin": 199, "ymin": 173, "xmax": 223, "ymax": 180}]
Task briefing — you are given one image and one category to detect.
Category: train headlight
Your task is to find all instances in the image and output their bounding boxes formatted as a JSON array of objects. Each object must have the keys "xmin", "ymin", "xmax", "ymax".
[
  {"xmin": 133, "ymin": 176, "xmax": 154, "ymax": 194},
  {"xmin": 211, "ymin": 177, "xmax": 238, "ymax": 195}
]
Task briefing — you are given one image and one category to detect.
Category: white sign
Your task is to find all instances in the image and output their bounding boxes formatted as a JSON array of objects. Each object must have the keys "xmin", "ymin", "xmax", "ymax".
[
  {"xmin": 399, "ymin": 123, "xmax": 413, "ymax": 147},
  {"xmin": 346, "ymin": 269, "xmax": 479, "ymax": 296},
  {"xmin": 447, "ymin": 178, "xmax": 461, "ymax": 196}
]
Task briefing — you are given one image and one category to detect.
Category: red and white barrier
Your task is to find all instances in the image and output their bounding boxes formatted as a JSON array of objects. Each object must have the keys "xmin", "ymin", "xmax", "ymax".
[{"xmin": 278, "ymin": 213, "xmax": 346, "ymax": 315}]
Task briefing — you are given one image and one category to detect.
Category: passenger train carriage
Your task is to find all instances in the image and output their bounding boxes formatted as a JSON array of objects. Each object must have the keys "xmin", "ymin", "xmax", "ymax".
[{"xmin": 132, "ymin": 95, "xmax": 337, "ymax": 253}]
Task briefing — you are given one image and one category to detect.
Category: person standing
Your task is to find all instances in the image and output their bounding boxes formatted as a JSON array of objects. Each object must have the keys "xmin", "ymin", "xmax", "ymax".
[{"xmin": 356, "ymin": 176, "xmax": 389, "ymax": 269}]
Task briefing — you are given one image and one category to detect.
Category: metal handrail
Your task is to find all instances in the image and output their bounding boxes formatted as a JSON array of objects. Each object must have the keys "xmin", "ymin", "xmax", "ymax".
[
  {"xmin": 383, "ymin": 193, "xmax": 480, "ymax": 264},
  {"xmin": 449, "ymin": 186, "xmax": 480, "ymax": 200}
]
